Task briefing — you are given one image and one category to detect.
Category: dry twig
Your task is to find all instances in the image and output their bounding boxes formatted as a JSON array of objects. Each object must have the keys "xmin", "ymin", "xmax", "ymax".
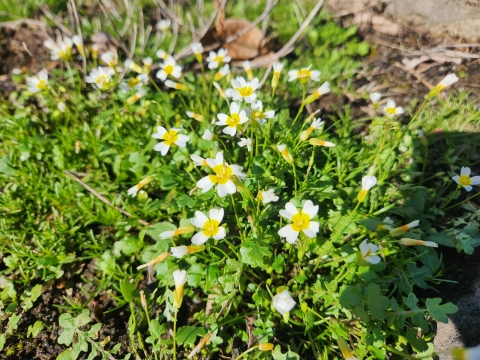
[{"xmin": 64, "ymin": 170, "xmax": 150, "ymax": 227}]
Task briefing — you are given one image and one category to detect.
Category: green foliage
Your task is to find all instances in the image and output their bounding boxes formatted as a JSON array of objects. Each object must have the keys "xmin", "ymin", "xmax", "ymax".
[{"xmin": 0, "ymin": 0, "xmax": 475, "ymax": 359}]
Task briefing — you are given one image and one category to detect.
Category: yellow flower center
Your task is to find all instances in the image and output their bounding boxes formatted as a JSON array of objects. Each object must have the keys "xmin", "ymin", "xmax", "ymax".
[
  {"xmin": 459, "ymin": 174, "xmax": 472, "ymax": 187},
  {"xmin": 226, "ymin": 113, "xmax": 241, "ymax": 127},
  {"xmin": 297, "ymin": 69, "xmax": 311, "ymax": 83},
  {"xmin": 209, "ymin": 164, "xmax": 233, "ymax": 185},
  {"xmin": 162, "ymin": 130, "xmax": 179, "ymax": 146},
  {"xmin": 385, "ymin": 107, "xmax": 396, "ymax": 115},
  {"xmin": 164, "ymin": 64, "xmax": 174, "ymax": 75},
  {"xmin": 96, "ymin": 75, "xmax": 107, "ymax": 84},
  {"xmin": 37, "ymin": 80, "xmax": 48, "ymax": 90},
  {"xmin": 291, "ymin": 212, "xmax": 311, "ymax": 232},
  {"xmin": 213, "ymin": 56, "xmax": 224, "ymax": 64},
  {"xmin": 203, "ymin": 219, "xmax": 220, "ymax": 237},
  {"xmin": 236, "ymin": 86, "xmax": 253, "ymax": 97},
  {"xmin": 251, "ymin": 110, "xmax": 264, "ymax": 119},
  {"xmin": 128, "ymin": 78, "xmax": 141, "ymax": 88}
]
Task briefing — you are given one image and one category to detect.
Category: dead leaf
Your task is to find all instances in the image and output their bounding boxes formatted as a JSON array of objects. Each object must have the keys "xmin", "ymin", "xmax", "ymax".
[
  {"xmin": 200, "ymin": 0, "xmax": 269, "ymax": 60},
  {"xmin": 201, "ymin": 18, "xmax": 268, "ymax": 60}
]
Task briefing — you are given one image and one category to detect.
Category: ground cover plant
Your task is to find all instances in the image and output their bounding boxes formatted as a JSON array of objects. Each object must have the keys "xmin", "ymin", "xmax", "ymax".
[{"xmin": 1, "ymin": 0, "xmax": 480, "ymax": 359}]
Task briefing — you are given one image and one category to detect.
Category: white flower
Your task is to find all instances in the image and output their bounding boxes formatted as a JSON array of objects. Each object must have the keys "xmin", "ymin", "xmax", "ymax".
[
  {"xmin": 191, "ymin": 42, "xmax": 203, "ymax": 55},
  {"xmin": 400, "ymin": 238, "xmax": 438, "ymax": 247},
  {"xmin": 428, "ymin": 73, "xmax": 459, "ymax": 98},
  {"xmin": 359, "ymin": 240, "xmax": 381, "ymax": 264},
  {"xmin": 190, "ymin": 154, "xmax": 208, "ymax": 167},
  {"xmin": 196, "ymin": 152, "xmax": 246, "ymax": 197},
  {"xmin": 357, "ymin": 175, "xmax": 377, "ymax": 202},
  {"xmin": 245, "ymin": 100, "xmax": 275, "ymax": 125},
  {"xmin": 119, "ymin": 74, "xmax": 149, "ymax": 92},
  {"xmin": 156, "ymin": 57, "xmax": 182, "ymax": 81},
  {"xmin": 376, "ymin": 216, "xmax": 394, "ymax": 231},
  {"xmin": 215, "ymin": 102, "xmax": 248, "ymax": 136},
  {"xmin": 277, "ymin": 144, "xmax": 293, "ymax": 164},
  {"xmin": 127, "ymin": 88, "xmax": 147, "ymax": 105},
  {"xmin": 278, "ymin": 200, "xmax": 320, "ymax": 244},
  {"xmin": 390, "ymin": 220, "xmax": 420, "ymax": 237},
  {"xmin": 26, "ymin": 69, "xmax": 49, "ymax": 93},
  {"xmin": 186, "ymin": 111, "xmax": 203, "ymax": 122},
  {"xmin": 370, "ymin": 92, "xmax": 382, "ymax": 103},
  {"xmin": 171, "ymin": 246, "xmax": 188, "ymax": 259},
  {"xmin": 288, "ymin": 64, "xmax": 320, "ymax": 83},
  {"xmin": 152, "ymin": 126, "xmax": 190, "ymax": 156},
  {"xmin": 243, "ymin": 60, "xmax": 253, "ymax": 80},
  {"xmin": 172, "ymin": 269, "xmax": 187, "ymax": 308},
  {"xmin": 86, "ymin": 67, "xmax": 115, "ymax": 90},
  {"xmin": 213, "ymin": 64, "xmax": 230, "ymax": 81},
  {"xmin": 48, "ymin": 37, "xmax": 72, "ymax": 60},
  {"xmin": 272, "ymin": 62, "xmax": 284, "ymax": 74},
  {"xmin": 101, "ymin": 51, "xmax": 117, "ymax": 68},
  {"xmin": 127, "ymin": 176, "xmax": 153, "ymax": 197},
  {"xmin": 452, "ymin": 345, "xmax": 480, "ymax": 360},
  {"xmin": 206, "ymin": 48, "xmax": 231, "ymax": 69},
  {"xmin": 72, "ymin": 35, "xmax": 84, "ymax": 55},
  {"xmin": 124, "ymin": 59, "xmax": 143, "ymax": 73},
  {"xmin": 226, "ymin": 77, "xmax": 259, "ymax": 103},
  {"xmin": 305, "ymin": 82, "xmax": 330, "ymax": 104},
  {"xmin": 57, "ymin": 102, "xmax": 66, "ymax": 112},
  {"xmin": 309, "ymin": 138, "xmax": 336, "ymax": 147},
  {"xmin": 202, "ymin": 129, "xmax": 213, "ymax": 141},
  {"xmin": 164, "ymin": 80, "xmax": 189, "ymax": 91},
  {"xmin": 300, "ymin": 118, "xmax": 323, "ymax": 141},
  {"xmin": 452, "ymin": 166, "xmax": 480, "ymax": 192},
  {"xmin": 272, "ymin": 290, "xmax": 296, "ymax": 315},
  {"xmin": 191, "ymin": 208, "xmax": 226, "ymax": 245},
  {"xmin": 271, "ymin": 62, "xmax": 284, "ymax": 88},
  {"xmin": 157, "ymin": 19, "xmax": 171, "ymax": 33},
  {"xmin": 238, "ymin": 138, "xmax": 253, "ymax": 151},
  {"xmin": 159, "ymin": 225, "xmax": 194, "ymax": 240},
  {"xmin": 382, "ymin": 99, "xmax": 404, "ymax": 118},
  {"xmin": 156, "ymin": 49, "xmax": 172, "ymax": 60},
  {"xmin": 143, "ymin": 57, "xmax": 152, "ymax": 72},
  {"xmin": 259, "ymin": 189, "xmax": 279, "ymax": 205}
]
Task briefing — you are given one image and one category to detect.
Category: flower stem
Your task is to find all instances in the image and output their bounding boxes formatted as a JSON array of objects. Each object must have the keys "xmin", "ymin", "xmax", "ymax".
[
  {"xmin": 419, "ymin": 143, "xmax": 429, "ymax": 185},
  {"xmin": 173, "ymin": 308, "xmax": 178, "ymax": 360},
  {"xmin": 230, "ymin": 194, "xmax": 244, "ymax": 241},
  {"xmin": 439, "ymin": 186, "xmax": 459, "ymax": 210},
  {"xmin": 292, "ymin": 84, "xmax": 306, "ymax": 126},
  {"xmin": 442, "ymin": 189, "xmax": 480, "ymax": 211}
]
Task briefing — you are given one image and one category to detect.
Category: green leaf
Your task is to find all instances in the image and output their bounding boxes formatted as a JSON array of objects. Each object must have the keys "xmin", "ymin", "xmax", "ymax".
[
  {"xmin": 114, "ymin": 236, "xmax": 144, "ymax": 256},
  {"xmin": 365, "ymin": 284, "xmax": 390, "ymax": 320},
  {"xmin": 339, "ymin": 284, "xmax": 362, "ymax": 308},
  {"xmin": 239, "ymin": 240, "xmax": 272, "ymax": 269},
  {"xmin": 22, "ymin": 284, "xmax": 43, "ymax": 312},
  {"xmin": 176, "ymin": 326, "xmax": 207, "ymax": 346},
  {"xmin": 120, "ymin": 277, "xmax": 135, "ymax": 303},
  {"xmin": 328, "ymin": 211, "xmax": 360, "ymax": 234},
  {"xmin": 57, "ymin": 314, "xmax": 76, "ymax": 346},
  {"xmin": 148, "ymin": 319, "xmax": 166, "ymax": 338},
  {"xmin": 403, "ymin": 293, "xmax": 419, "ymax": 310},
  {"xmin": 272, "ymin": 255, "xmax": 285, "ymax": 273},
  {"xmin": 176, "ymin": 194, "xmax": 196, "ymax": 208},
  {"xmin": 27, "ymin": 320, "xmax": 45, "ymax": 338},
  {"xmin": 0, "ymin": 334, "xmax": 5, "ymax": 351},
  {"xmin": 405, "ymin": 327, "xmax": 428, "ymax": 352},
  {"xmin": 426, "ymin": 298, "xmax": 458, "ymax": 323},
  {"xmin": 97, "ymin": 251, "xmax": 116, "ymax": 275},
  {"xmin": 56, "ymin": 348, "xmax": 73, "ymax": 360},
  {"xmin": 0, "ymin": 157, "xmax": 15, "ymax": 175},
  {"xmin": 272, "ymin": 345, "xmax": 300, "ymax": 360},
  {"xmin": 187, "ymin": 263, "xmax": 204, "ymax": 287},
  {"xmin": 426, "ymin": 230, "xmax": 455, "ymax": 247}
]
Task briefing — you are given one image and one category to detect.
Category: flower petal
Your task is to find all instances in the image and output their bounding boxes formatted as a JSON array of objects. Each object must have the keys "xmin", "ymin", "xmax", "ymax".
[
  {"xmin": 209, "ymin": 208, "xmax": 224, "ymax": 222},
  {"xmin": 303, "ymin": 221, "xmax": 320, "ymax": 238},
  {"xmin": 191, "ymin": 231, "xmax": 209, "ymax": 245},
  {"xmin": 197, "ymin": 176, "xmax": 214, "ymax": 192},
  {"xmin": 278, "ymin": 225, "xmax": 299, "ymax": 244},
  {"xmin": 213, "ymin": 227, "xmax": 226, "ymax": 240},
  {"xmin": 302, "ymin": 200, "xmax": 319, "ymax": 218},
  {"xmin": 191, "ymin": 211, "xmax": 209, "ymax": 228}
]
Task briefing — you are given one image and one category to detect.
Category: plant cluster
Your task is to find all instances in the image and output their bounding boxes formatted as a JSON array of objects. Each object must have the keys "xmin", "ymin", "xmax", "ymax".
[{"xmin": 1, "ymin": 5, "xmax": 479, "ymax": 360}]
